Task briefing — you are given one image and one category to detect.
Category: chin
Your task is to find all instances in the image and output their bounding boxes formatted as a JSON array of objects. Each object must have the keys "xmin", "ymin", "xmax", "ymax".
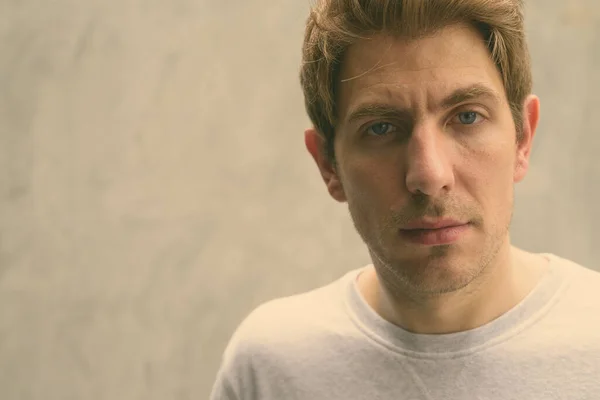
[
  {"xmin": 373, "ymin": 244, "xmax": 487, "ymax": 295},
  {"xmin": 384, "ymin": 259, "xmax": 482, "ymax": 296}
]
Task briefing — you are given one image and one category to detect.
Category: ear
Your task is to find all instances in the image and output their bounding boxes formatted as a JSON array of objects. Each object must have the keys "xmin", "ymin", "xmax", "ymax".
[
  {"xmin": 304, "ymin": 128, "xmax": 347, "ymax": 202},
  {"xmin": 514, "ymin": 95, "xmax": 540, "ymax": 183}
]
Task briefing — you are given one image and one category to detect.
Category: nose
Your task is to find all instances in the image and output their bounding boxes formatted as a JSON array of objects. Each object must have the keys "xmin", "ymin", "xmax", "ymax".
[{"xmin": 405, "ymin": 124, "xmax": 455, "ymax": 196}]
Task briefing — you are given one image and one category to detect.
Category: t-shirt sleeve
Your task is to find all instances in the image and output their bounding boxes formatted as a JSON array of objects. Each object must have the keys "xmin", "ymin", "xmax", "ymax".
[
  {"xmin": 209, "ymin": 332, "xmax": 252, "ymax": 400},
  {"xmin": 209, "ymin": 370, "xmax": 241, "ymax": 400},
  {"xmin": 209, "ymin": 308, "xmax": 266, "ymax": 400}
]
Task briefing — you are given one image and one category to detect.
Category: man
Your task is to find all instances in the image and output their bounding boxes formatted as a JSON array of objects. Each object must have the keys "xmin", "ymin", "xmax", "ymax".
[{"xmin": 210, "ymin": 0, "xmax": 600, "ymax": 398}]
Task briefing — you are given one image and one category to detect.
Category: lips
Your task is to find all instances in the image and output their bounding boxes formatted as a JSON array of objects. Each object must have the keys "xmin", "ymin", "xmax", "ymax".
[
  {"xmin": 401, "ymin": 219, "xmax": 466, "ymax": 230},
  {"xmin": 399, "ymin": 219, "xmax": 470, "ymax": 246}
]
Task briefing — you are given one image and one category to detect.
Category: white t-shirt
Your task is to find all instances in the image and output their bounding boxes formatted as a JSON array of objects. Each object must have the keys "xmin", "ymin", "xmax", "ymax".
[{"xmin": 210, "ymin": 253, "xmax": 600, "ymax": 399}]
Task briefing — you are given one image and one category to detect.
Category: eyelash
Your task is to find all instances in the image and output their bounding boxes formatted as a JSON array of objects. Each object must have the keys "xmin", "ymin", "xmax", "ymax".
[{"xmin": 363, "ymin": 110, "xmax": 486, "ymax": 137}]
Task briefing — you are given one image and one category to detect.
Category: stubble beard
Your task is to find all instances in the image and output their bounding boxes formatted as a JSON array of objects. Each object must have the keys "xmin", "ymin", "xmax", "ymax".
[{"xmin": 349, "ymin": 200, "xmax": 512, "ymax": 299}]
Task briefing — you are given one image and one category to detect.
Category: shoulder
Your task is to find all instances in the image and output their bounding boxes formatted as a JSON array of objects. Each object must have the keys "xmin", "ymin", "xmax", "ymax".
[
  {"xmin": 552, "ymin": 253, "xmax": 600, "ymax": 285},
  {"xmin": 229, "ymin": 271, "xmax": 357, "ymax": 353},
  {"xmin": 549, "ymin": 253, "xmax": 600, "ymax": 306},
  {"xmin": 219, "ymin": 268, "xmax": 361, "ymax": 365},
  {"xmin": 211, "ymin": 270, "xmax": 361, "ymax": 398}
]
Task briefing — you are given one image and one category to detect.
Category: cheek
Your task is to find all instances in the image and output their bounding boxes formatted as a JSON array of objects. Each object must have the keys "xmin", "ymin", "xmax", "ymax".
[
  {"xmin": 344, "ymin": 155, "xmax": 402, "ymax": 204},
  {"xmin": 338, "ymin": 136, "xmax": 403, "ymax": 197},
  {"xmin": 463, "ymin": 146, "xmax": 515, "ymax": 220}
]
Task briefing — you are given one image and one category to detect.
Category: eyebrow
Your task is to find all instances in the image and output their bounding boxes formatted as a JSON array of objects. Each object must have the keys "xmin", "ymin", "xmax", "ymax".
[{"xmin": 345, "ymin": 84, "xmax": 502, "ymax": 125}]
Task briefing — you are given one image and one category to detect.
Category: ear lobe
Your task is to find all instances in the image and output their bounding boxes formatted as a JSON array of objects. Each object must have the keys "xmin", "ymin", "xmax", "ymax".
[
  {"xmin": 514, "ymin": 95, "xmax": 540, "ymax": 183},
  {"xmin": 514, "ymin": 157, "xmax": 530, "ymax": 182},
  {"xmin": 304, "ymin": 128, "xmax": 347, "ymax": 202}
]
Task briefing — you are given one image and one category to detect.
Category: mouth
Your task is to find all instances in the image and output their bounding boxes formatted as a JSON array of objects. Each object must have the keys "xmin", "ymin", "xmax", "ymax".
[
  {"xmin": 402, "ymin": 218, "xmax": 467, "ymax": 230},
  {"xmin": 399, "ymin": 222, "xmax": 470, "ymax": 246}
]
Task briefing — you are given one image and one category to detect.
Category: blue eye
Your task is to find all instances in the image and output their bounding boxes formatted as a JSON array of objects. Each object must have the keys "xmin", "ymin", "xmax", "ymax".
[
  {"xmin": 457, "ymin": 111, "xmax": 480, "ymax": 125},
  {"xmin": 367, "ymin": 122, "xmax": 396, "ymax": 136}
]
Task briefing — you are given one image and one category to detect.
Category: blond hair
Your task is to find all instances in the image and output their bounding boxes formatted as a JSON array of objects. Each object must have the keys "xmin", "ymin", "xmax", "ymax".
[{"xmin": 299, "ymin": 0, "xmax": 532, "ymax": 164}]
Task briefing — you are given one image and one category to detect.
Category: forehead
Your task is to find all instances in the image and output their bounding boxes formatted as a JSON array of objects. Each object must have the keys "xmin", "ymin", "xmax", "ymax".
[{"xmin": 337, "ymin": 24, "xmax": 506, "ymax": 119}]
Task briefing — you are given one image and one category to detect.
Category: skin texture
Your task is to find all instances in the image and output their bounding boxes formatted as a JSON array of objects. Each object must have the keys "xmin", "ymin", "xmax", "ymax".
[{"xmin": 305, "ymin": 23, "xmax": 548, "ymax": 334}]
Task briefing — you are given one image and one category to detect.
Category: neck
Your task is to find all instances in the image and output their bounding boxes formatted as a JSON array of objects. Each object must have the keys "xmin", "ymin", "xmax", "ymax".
[{"xmin": 357, "ymin": 244, "xmax": 548, "ymax": 334}]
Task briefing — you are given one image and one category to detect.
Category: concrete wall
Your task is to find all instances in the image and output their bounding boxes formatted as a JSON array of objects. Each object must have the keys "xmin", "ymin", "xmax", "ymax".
[{"xmin": 1, "ymin": 0, "xmax": 599, "ymax": 398}]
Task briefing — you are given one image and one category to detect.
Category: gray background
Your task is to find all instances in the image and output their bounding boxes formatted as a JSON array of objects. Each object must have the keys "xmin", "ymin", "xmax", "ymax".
[{"xmin": 1, "ymin": 0, "xmax": 599, "ymax": 399}]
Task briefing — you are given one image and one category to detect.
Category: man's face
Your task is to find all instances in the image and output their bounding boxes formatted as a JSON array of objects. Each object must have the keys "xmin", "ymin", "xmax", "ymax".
[{"xmin": 307, "ymin": 24, "xmax": 538, "ymax": 296}]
